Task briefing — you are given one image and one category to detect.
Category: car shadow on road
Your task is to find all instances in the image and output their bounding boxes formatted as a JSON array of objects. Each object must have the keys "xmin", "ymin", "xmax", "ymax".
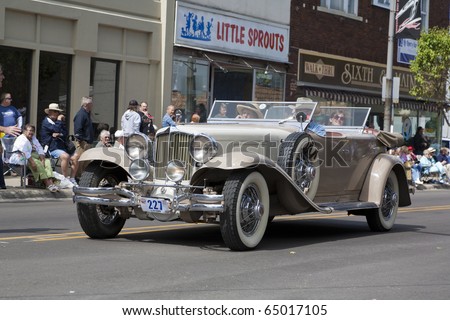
[{"xmin": 114, "ymin": 216, "xmax": 425, "ymax": 252}]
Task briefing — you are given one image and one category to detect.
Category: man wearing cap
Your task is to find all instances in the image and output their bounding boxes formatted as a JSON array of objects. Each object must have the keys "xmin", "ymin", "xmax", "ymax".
[
  {"xmin": 41, "ymin": 103, "xmax": 78, "ymax": 185},
  {"xmin": 113, "ymin": 130, "xmax": 125, "ymax": 149},
  {"xmin": 121, "ymin": 99, "xmax": 141, "ymax": 137}
]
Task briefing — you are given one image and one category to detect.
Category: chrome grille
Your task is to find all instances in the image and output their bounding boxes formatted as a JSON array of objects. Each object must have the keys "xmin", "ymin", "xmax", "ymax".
[{"xmin": 154, "ymin": 132, "xmax": 194, "ymax": 180}]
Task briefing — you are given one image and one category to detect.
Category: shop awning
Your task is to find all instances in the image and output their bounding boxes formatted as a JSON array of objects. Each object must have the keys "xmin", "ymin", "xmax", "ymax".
[{"xmin": 302, "ymin": 87, "xmax": 439, "ymax": 112}]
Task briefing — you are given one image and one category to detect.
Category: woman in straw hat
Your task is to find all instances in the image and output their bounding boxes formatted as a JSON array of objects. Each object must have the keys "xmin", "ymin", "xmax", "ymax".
[
  {"xmin": 40, "ymin": 103, "xmax": 78, "ymax": 185},
  {"xmin": 235, "ymin": 104, "xmax": 263, "ymax": 119}
]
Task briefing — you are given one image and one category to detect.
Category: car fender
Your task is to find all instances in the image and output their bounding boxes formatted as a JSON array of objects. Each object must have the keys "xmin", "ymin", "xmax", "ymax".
[
  {"xmin": 78, "ymin": 147, "xmax": 130, "ymax": 171},
  {"xmin": 192, "ymin": 151, "xmax": 332, "ymax": 214},
  {"xmin": 359, "ymin": 153, "xmax": 411, "ymax": 207}
]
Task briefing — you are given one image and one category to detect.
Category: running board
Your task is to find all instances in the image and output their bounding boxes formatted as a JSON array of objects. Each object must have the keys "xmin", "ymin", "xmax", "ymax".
[{"xmin": 317, "ymin": 201, "xmax": 378, "ymax": 213}]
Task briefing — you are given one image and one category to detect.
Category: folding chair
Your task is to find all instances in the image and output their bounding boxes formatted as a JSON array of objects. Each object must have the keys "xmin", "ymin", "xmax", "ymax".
[
  {"xmin": 43, "ymin": 145, "xmax": 61, "ymax": 173},
  {"xmin": 1, "ymin": 136, "xmax": 28, "ymax": 187}
]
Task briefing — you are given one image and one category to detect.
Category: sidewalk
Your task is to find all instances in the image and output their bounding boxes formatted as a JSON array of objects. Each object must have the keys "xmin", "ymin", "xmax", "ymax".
[
  {"xmin": 0, "ymin": 174, "xmax": 449, "ymax": 203},
  {"xmin": 0, "ymin": 175, "xmax": 73, "ymax": 202}
]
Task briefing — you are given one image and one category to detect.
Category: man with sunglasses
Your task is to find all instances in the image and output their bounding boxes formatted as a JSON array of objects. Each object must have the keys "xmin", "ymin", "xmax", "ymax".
[{"xmin": 329, "ymin": 111, "xmax": 345, "ymax": 126}]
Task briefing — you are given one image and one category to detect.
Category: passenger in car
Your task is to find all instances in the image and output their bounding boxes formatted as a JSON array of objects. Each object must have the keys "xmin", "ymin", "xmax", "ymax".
[
  {"xmin": 329, "ymin": 111, "xmax": 345, "ymax": 126},
  {"xmin": 235, "ymin": 104, "xmax": 263, "ymax": 119},
  {"xmin": 213, "ymin": 103, "xmax": 228, "ymax": 118}
]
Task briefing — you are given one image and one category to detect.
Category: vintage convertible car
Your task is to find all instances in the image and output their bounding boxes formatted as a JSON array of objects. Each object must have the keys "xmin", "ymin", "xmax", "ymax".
[{"xmin": 73, "ymin": 100, "xmax": 411, "ymax": 250}]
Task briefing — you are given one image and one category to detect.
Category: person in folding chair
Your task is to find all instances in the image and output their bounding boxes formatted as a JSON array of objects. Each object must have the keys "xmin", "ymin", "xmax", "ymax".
[
  {"xmin": 40, "ymin": 103, "xmax": 78, "ymax": 186},
  {"xmin": 10, "ymin": 124, "xmax": 59, "ymax": 192}
]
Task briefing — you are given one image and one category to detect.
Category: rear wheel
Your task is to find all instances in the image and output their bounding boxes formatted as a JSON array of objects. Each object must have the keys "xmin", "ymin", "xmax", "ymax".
[
  {"xmin": 77, "ymin": 163, "xmax": 128, "ymax": 238},
  {"xmin": 366, "ymin": 171, "xmax": 399, "ymax": 231},
  {"xmin": 220, "ymin": 171, "xmax": 269, "ymax": 251}
]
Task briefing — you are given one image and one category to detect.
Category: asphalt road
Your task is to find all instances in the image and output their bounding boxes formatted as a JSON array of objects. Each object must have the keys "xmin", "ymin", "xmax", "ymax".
[{"xmin": 1, "ymin": 190, "xmax": 450, "ymax": 300}]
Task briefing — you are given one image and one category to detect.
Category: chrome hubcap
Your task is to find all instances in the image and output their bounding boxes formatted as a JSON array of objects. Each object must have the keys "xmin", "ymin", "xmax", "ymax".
[
  {"xmin": 381, "ymin": 180, "xmax": 398, "ymax": 220},
  {"xmin": 240, "ymin": 184, "xmax": 264, "ymax": 236}
]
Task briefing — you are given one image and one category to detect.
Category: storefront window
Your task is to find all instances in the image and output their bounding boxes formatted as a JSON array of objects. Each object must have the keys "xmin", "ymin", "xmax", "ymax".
[
  {"xmin": 0, "ymin": 46, "xmax": 31, "ymax": 127},
  {"xmin": 394, "ymin": 108, "xmax": 440, "ymax": 146},
  {"xmin": 172, "ymin": 56, "xmax": 209, "ymax": 123},
  {"xmin": 254, "ymin": 69, "xmax": 285, "ymax": 101},
  {"xmin": 420, "ymin": 110, "xmax": 438, "ymax": 146},
  {"xmin": 38, "ymin": 52, "xmax": 71, "ymax": 135},
  {"xmin": 90, "ymin": 59, "xmax": 119, "ymax": 133}
]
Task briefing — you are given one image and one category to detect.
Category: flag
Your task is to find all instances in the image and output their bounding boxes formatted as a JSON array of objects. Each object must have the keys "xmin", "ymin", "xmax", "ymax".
[{"xmin": 395, "ymin": 0, "xmax": 422, "ymax": 40}]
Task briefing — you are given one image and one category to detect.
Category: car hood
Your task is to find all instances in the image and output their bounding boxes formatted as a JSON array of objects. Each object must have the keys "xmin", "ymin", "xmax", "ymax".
[{"xmin": 158, "ymin": 122, "xmax": 300, "ymax": 143}]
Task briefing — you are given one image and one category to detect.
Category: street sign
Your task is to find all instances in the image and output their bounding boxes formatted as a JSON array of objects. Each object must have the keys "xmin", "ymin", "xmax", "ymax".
[{"xmin": 397, "ymin": 38, "xmax": 418, "ymax": 64}]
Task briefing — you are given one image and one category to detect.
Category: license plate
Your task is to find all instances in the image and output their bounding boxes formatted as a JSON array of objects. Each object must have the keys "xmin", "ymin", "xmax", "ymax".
[{"xmin": 140, "ymin": 197, "xmax": 169, "ymax": 213}]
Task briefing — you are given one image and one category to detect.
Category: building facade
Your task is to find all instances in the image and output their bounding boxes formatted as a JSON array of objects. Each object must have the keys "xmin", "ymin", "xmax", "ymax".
[
  {"xmin": 1, "ymin": 0, "xmax": 448, "ymax": 145},
  {"xmin": 0, "ymin": 0, "xmax": 165, "ymax": 135},
  {"xmin": 167, "ymin": 0, "xmax": 290, "ymax": 122},
  {"xmin": 0, "ymin": 0, "xmax": 290, "ymax": 134},
  {"xmin": 288, "ymin": 0, "xmax": 449, "ymax": 145}
]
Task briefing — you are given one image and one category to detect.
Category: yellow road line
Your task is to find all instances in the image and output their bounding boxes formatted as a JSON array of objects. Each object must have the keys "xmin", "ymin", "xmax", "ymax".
[
  {"xmin": 32, "ymin": 224, "xmax": 211, "ymax": 242},
  {"xmin": 1, "ymin": 205, "xmax": 449, "ymax": 243}
]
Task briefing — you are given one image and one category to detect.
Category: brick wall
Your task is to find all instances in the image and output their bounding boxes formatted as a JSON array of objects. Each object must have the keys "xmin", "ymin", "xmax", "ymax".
[{"xmin": 287, "ymin": 0, "xmax": 449, "ymax": 100}]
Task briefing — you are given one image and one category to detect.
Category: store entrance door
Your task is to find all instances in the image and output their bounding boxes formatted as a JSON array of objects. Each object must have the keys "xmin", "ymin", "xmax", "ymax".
[{"xmin": 212, "ymin": 68, "xmax": 253, "ymax": 101}]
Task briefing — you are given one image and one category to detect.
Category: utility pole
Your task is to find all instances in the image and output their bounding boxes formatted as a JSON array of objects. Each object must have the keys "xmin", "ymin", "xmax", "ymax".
[{"xmin": 383, "ymin": 0, "xmax": 396, "ymax": 132}]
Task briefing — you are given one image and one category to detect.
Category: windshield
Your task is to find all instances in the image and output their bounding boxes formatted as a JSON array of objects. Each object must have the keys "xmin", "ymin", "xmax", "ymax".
[
  {"xmin": 312, "ymin": 106, "xmax": 371, "ymax": 129},
  {"xmin": 208, "ymin": 100, "xmax": 317, "ymax": 122}
]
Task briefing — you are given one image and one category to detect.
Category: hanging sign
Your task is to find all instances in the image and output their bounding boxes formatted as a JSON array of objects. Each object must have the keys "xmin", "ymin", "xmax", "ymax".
[{"xmin": 395, "ymin": 0, "xmax": 422, "ymax": 40}]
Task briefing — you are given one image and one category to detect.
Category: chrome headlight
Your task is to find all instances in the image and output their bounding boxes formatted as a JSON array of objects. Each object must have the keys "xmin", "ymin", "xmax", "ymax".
[
  {"xmin": 189, "ymin": 134, "xmax": 218, "ymax": 163},
  {"xmin": 126, "ymin": 133, "xmax": 150, "ymax": 160},
  {"xmin": 165, "ymin": 160, "xmax": 186, "ymax": 182},
  {"xmin": 129, "ymin": 159, "xmax": 151, "ymax": 181}
]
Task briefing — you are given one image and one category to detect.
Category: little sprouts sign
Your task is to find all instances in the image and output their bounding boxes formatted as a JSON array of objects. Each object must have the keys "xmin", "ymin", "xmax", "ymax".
[{"xmin": 175, "ymin": 2, "xmax": 289, "ymax": 63}]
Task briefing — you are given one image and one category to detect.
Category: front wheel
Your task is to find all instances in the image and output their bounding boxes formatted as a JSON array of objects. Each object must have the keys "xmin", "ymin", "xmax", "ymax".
[
  {"xmin": 220, "ymin": 171, "xmax": 269, "ymax": 251},
  {"xmin": 366, "ymin": 171, "xmax": 399, "ymax": 231},
  {"xmin": 77, "ymin": 163, "xmax": 128, "ymax": 238}
]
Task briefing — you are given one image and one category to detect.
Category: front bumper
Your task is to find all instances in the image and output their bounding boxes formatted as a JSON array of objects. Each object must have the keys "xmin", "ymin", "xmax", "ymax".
[{"xmin": 72, "ymin": 184, "xmax": 224, "ymax": 213}]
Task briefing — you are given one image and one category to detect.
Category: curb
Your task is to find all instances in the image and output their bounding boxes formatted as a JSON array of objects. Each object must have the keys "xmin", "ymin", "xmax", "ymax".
[
  {"xmin": 415, "ymin": 183, "xmax": 450, "ymax": 191},
  {"xmin": 0, "ymin": 187, "xmax": 73, "ymax": 203}
]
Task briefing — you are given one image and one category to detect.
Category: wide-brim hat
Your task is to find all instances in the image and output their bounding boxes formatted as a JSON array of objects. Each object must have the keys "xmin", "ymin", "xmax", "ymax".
[
  {"xmin": 236, "ymin": 104, "xmax": 263, "ymax": 119},
  {"xmin": 427, "ymin": 147, "xmax": 436, "ymax": 153},
  {"xmin": 45, "ymin": 103, "xmax": 64, "ymax": 114}
]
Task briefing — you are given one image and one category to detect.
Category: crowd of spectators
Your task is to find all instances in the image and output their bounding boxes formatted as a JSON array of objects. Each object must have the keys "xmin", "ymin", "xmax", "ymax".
[{"xmin": 394, "ymin": 145, "xmax": 450, "ymax": 185}]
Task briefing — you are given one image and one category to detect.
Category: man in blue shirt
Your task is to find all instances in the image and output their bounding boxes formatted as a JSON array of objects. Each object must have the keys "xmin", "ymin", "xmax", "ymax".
[
  {"xmin": 0, "ymin": 92, "xmax": 23, "ymax": 133},
  {"xmin": 0, "ymin": 65, "xmax": 21, "ymax": 189},
  {"xmin": 41, "ymin": 103, "xmax": 78, "ymax": 185},
  {"xmin": 72, "ymin": 96, "xmax": 94, "ymax": 178},
  {"xmin": 162, "ymin": 105, "xmax": 179, "ymax": 127}
]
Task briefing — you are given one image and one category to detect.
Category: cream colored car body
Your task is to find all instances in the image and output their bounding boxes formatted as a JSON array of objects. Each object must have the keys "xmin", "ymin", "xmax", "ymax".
[{"xmin": 73, "ymin": 101, "xmax": 411, "ymax": 250}]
